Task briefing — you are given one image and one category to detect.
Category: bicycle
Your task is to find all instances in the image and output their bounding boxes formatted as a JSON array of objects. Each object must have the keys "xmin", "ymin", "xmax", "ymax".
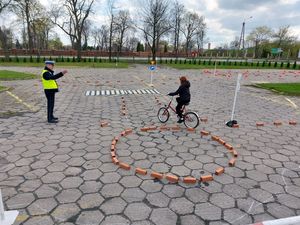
[{"xmin": 157, "ymin": 96, "xmax": 200, "ymax": 128}]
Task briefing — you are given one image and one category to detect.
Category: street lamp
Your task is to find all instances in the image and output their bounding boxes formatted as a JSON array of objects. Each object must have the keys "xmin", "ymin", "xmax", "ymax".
[{"xmin": 238, "ymin": 16, "xmax": 253, "ymax": 56}]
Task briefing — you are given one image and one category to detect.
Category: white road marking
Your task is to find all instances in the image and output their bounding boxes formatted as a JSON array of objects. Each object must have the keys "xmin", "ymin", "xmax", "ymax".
[{"xmin": 285, "ymin": 97, "xmax": 298, "ymax": 109}]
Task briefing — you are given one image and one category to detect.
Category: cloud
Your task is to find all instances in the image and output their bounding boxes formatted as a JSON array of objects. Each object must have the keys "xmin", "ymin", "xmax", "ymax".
[
  {"xmin": 2, "ymin": 0, "xmax": 300, "ymax": 48},
  {"xmin": 178, "ymin": 0, "xmax": 300, "ymax": 47}
]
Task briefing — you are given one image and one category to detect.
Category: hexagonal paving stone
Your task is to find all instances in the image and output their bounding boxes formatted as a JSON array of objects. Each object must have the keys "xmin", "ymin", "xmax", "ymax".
[
  {"xmin": 146, "ymin": 192, "xmax": 170, "ymax": 207},
  {"xmin": 41, "ymin": 172, "xmax": 65, "ymax": 183},
  {"xmin": 151, "ymin": 163, "xmax": 170, "ymax": 173},
  {"xmin": 82, "ymin": 160, "xmax": 102, "ymax": 170},
  {"xmin": 260, "ymin": 181, "xmax": 284, "ymax": 194},
  {"xmin": 165, "ymin": 157, "xmax": 184, "ymax": 166},
  {"xmin": 60, "ymin": 177, "xmax": 83, "ymax": 189},
  {"xmin": 162, "ymin": 185, "xmax": 185, "ymax": 198},
  {"xmin": 119, "ymin": 175, "xmax": 143, "ymax": 188},
  {"xmin": 80, "ymin": 181, "xmax": 102, "ymax": 194},
  {"xmin": 141, "ymin": 180, "xmax": 163, "ymax": 193},
  {"xmin": 170, "ymin": 165, "xmax": 191, "ymax": 177},
  {"xmin": 246, "ymin": 170, "xmax": 268, "ymax": 182},
  {"xmin": 100, "ymin": 215, "xmax": 130, "ymax": 225},
  {"xmin": 100, "ymin": 197, "xmax": 127, "ymax": 215},
  {"xmin": 237, "ymin": 198, "xmax": 264, "ymax": 215},
  {"xmin": 99, "ymin": 163, "xmax": 119, "ymax": 173},
  {"xmin": 131, "ymin": 221, "xmax": 154, "ymax": 225},
  {"xmin": 278, "ymin": 194, "xmax": 300, "ymax": 209},
  {"xmin": 28, "ymin": 198, "xmax": 58, "ymax": 216},
  {"xmin": 121, "ymin": 188, "xmax": 147, "ymax": 203},
  {"xmin": 64, "ymin": 167, "xmax": 82, "ymax": 176},
  {"xmin": 195, "ymin": 203, "xmax": 221, "ymax": 220},
  {"xmin": 19, "ymin": 179, "xmax": 42, "ymax": 192},
  {"xmin": 66, "ymin": 157, "xmax": 86, "ymax": 167},
  {"xmin": 169, "ymin": 197, "xmax": 194, "ymax": 215},
  {"xmin": 35, "ymin": 184, "xmax": 62, "ymax": 198},
  {"xmin": 100, "ymin": 172, "xmax": 121, "ymax": 183},
  {"xmin": 266, "ymin": 202, "xmax": 295, "ymax": 218},
  {"xmin": 185, "ymin": 188, "xmax": 209, "ymax": 203},
  {"xmin": 249, "ymin": 188, "xmax": 274, "ymax": 203},
  {"xmin": 180, "ymin": 215, "xmax": 205, "ymax": 225},
  {"xmin": 56, "ymin": 189, "xmax": 82, "ymax": 203},
  {"xmin": 52, "ymin": 203, "xmax": 80, "ymax": 223},
  {"xmin": 150, "ymin": 208, "xmax": 178, "ymax": 225},
  {"xmin": 223, "ymin": 184, "xmax": 248, "ymax": 198},
  {"xmin": 223, "ymin": 208, "xmax": 252, "ymax": 224},
  {"xmin": 23, "ymin": 216, "xmax": 54, "ymax": 225},
  {"xmin": 47, "ymin": 162, "xmax": 68, "ymax": 172},
  {"xmin": 124, "ymin": 202, "xmax": 152, "ymax": 221},
  {"xmin": 210, "ymin": 193, "xmax": 235, "ymax": 209},
  {"xmin": 78, "ymin": 193, "xmax": 104, "ymax": 209},
  {"xmin": 6, "ymin": 193, "xmax": 35, "ymax": 209},
  {"xmin": 184, "ymin": 160, "xmax": 203, "ymax": 170},
  {"xmin": 101, "ymin": 183, "xmax": 124, "ymax": 198},
  {"xmin": 76, "ymin": 210, "xmax": 104, "ymax": 225}
]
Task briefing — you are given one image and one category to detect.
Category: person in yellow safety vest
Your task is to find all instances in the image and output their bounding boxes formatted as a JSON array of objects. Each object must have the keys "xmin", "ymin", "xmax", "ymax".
[{"xmin": 41, "ymin": 61, "xmax": 68, "ymax": 123}]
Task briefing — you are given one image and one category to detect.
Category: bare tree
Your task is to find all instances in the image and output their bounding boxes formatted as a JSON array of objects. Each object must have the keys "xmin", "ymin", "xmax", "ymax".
[
  {"xmin": 82, "ymin": 20, "xmax": 91, "ymax": 50},
  {"xmin": 13, "ymin": 0, "xmax": 43, "ymax": 50},
  {"xmin": 171, "ymin": 0, "xmax": 184, "ymax": 58},
  {"xmin": 106, "ymin": 0, "xmax": 118, "ymax": 61},
  {"xmin": 126, "ymin": 36, "xmax": 139, "ymax": 51},
  {"xmin": 247, "ymin": 26, "xmax": 272, "ymax": 58},
  {"xmin": 272, "ymin": 25, "xmax": 296, "ymax": 48},
  {"xmin": 51, "ymin": 0, "xmax": 95, "ymax": 60},
  {"xmin": 0, "ymin": 26, "xmax": 13, "ymax": 59},
  {"xmin": 139, "ymin": 0, "xmax": 171, "ymax": 61},
  {"xmin": 195, "ymin": 23, "xmax": 207, "ymax": 55},
  {"xmin": 99, "ymin": 25, "xmax": 109, "ymax": 51},
  {"xmin": 180, "ymin": 11, "xmax": 204, "ymax": 56},
  {"xmin": 0, "ymin": 0, "xmax": 12, "ymax": 14},
  {"xmin": 115, "ymin": 10, "xmax": 132, "ymax": 53}
]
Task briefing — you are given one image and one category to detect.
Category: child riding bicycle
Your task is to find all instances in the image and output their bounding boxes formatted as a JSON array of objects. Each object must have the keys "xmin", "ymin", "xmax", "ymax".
[{"xmin": 168, "ymin": 76, "xmax": 191, "ymax": 123}]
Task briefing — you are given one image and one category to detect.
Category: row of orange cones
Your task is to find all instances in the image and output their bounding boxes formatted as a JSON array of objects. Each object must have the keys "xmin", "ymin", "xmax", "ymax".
[
  {"xmin": 121, "ymin": 96, "xmax": 127, "ymax": 116},
  {"xmin": 257, "ymin": 120, "xmax": 297, "ymax": 126}
]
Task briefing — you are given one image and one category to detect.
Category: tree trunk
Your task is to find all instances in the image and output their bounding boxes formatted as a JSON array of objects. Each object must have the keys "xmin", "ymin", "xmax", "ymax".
[
  {"xmin": 25, "ymin": 1, "xmax": 33, "ymax": 50},
  {"xmin": 76, "ymin": 38, "xmax": 82, "ymax": 61},
  {"xmin": 152, "ymin": 25, "xmax": 156, "ymax": 61},
  {"xmin": 254, "ymin": 40, "xmax": 259, "ymax": 58}
]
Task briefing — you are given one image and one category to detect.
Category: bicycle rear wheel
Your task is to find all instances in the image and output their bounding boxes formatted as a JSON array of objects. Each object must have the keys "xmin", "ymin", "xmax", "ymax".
[
  {"xmin": 157, "ymin": 107, "xmax": 170, "ymax": 123},
  {"xmin": 184, "ymin": 112, "xmax": 199, "ymax": 128}
]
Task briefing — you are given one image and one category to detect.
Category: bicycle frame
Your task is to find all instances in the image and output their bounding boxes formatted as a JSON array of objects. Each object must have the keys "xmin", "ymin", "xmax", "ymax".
[{"xmin": 165, "ymin": 97, "xmax": 186, "ymax": 115}]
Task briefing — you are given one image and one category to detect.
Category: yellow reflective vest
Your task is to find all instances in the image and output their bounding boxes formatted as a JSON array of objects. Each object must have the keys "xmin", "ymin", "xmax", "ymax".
[{"xmin": 41, "ymin": 69, "xmax": 58, "ymax": 89}]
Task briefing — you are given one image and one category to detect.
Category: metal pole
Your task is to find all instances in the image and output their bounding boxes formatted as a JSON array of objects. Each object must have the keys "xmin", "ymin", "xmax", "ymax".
[
  {"xmin": 150, "ymin": 70, "xmax": 153, "ymax": 86},
  {"xmin": 0, "ymin": 189, "xmax": 5, "ymax": 221},
  {"xmin": 230, "ymin": 73, "xmax": 242, "ymax": 121},
  {"xmin": 213, "ymin": 61, "xmax": 217, "ymax": 76}
]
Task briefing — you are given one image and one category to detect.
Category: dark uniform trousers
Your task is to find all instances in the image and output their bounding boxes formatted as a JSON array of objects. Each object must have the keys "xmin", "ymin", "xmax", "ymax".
[
  {"xmin": 176, "ymin": 97, "xmax": 189, "ymax": 118},
  {"xmin": 45, "ymin": 91, "xmax": 55, "ymax": 121}
]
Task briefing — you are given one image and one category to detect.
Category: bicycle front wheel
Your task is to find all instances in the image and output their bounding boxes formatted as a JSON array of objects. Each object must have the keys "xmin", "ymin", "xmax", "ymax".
[
  {"xmin": 157, "ymin": 107, "xmax": 170, "ymax": 123},
  {"xmin": 184, "ymin": 112, "xmax": 199, "ymax": 128}
]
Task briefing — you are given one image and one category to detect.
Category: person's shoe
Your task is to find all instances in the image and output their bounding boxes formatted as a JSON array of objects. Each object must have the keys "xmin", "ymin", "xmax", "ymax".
[
  {"xmin": 177, "ymin": 118, "xmax": 184, "ymax": 123},
  {"xmin": 51, "ymin": 116, "xmax": 58, "ymax": 121},
  {"xmin": 48, "ymin": 119, "xmax": 58, "ymax": 124}
]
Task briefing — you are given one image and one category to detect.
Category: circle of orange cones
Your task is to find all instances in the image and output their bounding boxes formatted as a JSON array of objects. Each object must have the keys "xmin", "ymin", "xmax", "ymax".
[
  {"xmin": 102, "ymin": 95, "xmax": 297, "ymax": 185},
  {"xmin": 108, "ymin": 124, "xmax": 238, "ymax": 185}
]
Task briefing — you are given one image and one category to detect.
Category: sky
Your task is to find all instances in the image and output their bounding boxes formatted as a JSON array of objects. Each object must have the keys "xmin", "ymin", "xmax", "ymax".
[{"xmin": 2, "ymin": 0, "xmax": 300, "ymax": 48}]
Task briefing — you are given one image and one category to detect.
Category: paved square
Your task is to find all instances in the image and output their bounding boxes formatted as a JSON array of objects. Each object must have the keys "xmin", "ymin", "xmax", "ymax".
[{"xmin": 0, "ymin": 65, "xmax": 300, "ymax": 225}]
